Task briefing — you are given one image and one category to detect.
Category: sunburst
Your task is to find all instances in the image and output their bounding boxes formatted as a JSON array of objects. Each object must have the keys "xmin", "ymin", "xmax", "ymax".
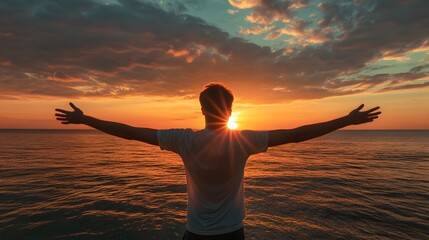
[{"xmin": 227, "ymin": 112, "xmax": 238, "ymax": 129}]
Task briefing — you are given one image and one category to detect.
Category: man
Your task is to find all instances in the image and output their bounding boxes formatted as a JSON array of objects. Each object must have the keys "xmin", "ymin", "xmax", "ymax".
[{"xmin": 55, "ymin": 83, "xmax": 381, "ymax": 239}]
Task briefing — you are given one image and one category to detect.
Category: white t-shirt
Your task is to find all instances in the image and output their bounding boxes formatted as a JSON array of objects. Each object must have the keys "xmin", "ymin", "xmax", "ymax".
[{"xmin": 157, "ymin": 128, "xmax": 268, "ymax": 235}]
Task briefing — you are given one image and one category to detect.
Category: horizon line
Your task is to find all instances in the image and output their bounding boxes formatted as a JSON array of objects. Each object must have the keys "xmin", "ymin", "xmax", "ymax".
[{"xmin": 1, "ymin": 128, "xmax": 428, "ymax": 131}]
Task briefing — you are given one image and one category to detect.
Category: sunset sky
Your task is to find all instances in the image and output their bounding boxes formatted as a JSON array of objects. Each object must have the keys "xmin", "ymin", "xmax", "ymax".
[{"xmin": 0, "ymin": 0, "xmax": 428, "ymax": 129}]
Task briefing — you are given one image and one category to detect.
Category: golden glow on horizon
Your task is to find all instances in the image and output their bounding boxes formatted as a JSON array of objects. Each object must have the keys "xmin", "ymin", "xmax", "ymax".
[
  {"xmin": 227, "ymin": 112, "xmax": 238, "ymax": 129},
  {"xmin": 0, "ymin": 88, "xmax": 428, "ymax": 129}
]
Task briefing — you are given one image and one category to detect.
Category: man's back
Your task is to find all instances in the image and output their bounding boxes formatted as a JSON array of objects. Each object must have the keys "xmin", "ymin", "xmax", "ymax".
[
  {"xmin": 55, "ymin": 83, "xmax": 380, "ymax": 239},
  {"xmin": 157, "ymin": 128, "xmax": 268, "ymax": 235}
]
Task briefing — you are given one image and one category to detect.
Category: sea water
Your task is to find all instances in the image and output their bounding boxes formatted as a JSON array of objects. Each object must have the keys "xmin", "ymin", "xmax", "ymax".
[{"xmin": 0, "ymin": 130, "xmax": 428, "ymax": 239}]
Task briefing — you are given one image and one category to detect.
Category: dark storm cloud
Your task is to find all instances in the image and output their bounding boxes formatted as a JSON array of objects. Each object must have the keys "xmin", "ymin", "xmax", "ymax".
[{"xmin": 0, "ymin": 0, "xmax": 428, "ymax": 102}]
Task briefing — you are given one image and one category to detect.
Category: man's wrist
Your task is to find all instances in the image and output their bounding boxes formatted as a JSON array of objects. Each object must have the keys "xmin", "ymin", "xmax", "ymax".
[
  {"xmin": 80, "ymin": 114, "xmax": 89, "ymax": 124},
  {"xmin": 343, "ymin": 115, "xmax": 353, "ymax": 126}
]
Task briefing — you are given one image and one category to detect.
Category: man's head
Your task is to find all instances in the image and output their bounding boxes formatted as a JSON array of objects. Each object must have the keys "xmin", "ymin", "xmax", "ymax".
[{"xmin": 199, "ymin": 83, "xmax": 234, "ymax": 124}]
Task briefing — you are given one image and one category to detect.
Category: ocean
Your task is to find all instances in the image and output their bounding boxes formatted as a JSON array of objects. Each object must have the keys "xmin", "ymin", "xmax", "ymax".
[{"xmin": 0, "ymin": 129, "xmax": 428, "ymax": 240}]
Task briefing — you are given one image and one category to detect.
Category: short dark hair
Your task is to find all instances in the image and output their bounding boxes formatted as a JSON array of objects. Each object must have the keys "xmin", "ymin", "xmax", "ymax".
[{"xmin": 199, "ymin": 83, "xmax": 234, "ymax": 117}]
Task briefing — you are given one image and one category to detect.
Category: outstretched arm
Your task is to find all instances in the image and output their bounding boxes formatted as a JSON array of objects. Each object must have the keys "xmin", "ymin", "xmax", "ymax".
[
  {"xmin": 268, "ymin": 104, "xmax": 381, "ymax": 147},
  {"xmin": 55, "ymin": 103, "xmax": 158, "ymax": 146}
]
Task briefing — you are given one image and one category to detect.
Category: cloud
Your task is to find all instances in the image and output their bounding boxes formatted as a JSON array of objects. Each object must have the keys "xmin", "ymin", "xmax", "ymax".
[
  {"xmin": 0, "ymin": 0, "xmax": 428, "ymax": 103},
  {"xmin": 240, "ymin": 25, "xmax": 274, "ymax": 35},
  {"xmin": 229, "ymin": 0, "xmax": 309, "ymax": 26},
  {"xmin": 378, "ymin": 81, "xmax": 429, "ymax": 92},
  {"xmin": 228, "ymin": 0, "xmax": 262, "ymax": 9},
  {"xmin": 264, "ymin": 19, "xmax": 324, "ymax": 43},
  {"xmin": 329, "ymin": 68, "xmax": 429, "ymax": 92},
  {"xmin": 246, "ymin": 1, "xmax": 300, "ymax": 25},
  {"xmin": 227, "ymin": 9, "xmax": 239, "ymax": 15}
]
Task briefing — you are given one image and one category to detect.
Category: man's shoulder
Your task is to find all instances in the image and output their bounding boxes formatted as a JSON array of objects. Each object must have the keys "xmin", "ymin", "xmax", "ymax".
[
  {"xmin": 159, "ymin": 128, "xmax": 195, "ymax": 132},
  {"xmin": 158, "ymin": 128, "xmax": 267, "ymax": 138},
  {"xmin": 237, "ymin": 129, "xmax": 268, "ymax": 135},
  {"xmin": 157, "ymin": 128, "xmax": 199, "ymax": 137}
]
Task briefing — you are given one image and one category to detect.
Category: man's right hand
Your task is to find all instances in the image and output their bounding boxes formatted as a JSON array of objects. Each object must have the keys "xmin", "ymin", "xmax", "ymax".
[{"xmin": 55, "ymin": 102, "xmax": 84, "ymax": 124}]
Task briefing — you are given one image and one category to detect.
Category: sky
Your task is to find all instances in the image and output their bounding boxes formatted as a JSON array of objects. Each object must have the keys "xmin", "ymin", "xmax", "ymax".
[{"xmin": 0, "ymin": 0, "xmax": 428, "ymax": 129}]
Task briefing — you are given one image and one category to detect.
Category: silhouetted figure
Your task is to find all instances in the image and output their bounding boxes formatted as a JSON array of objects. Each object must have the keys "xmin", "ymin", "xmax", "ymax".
[{"xmin": 55, "ymin": 83, "xmax": 381, "ymax": 240}]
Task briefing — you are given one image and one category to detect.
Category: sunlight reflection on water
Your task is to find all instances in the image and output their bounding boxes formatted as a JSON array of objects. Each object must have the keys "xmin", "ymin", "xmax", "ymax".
[{"xmin": 0, "ymin": 130, "xmax": 428, "ymax": 239}]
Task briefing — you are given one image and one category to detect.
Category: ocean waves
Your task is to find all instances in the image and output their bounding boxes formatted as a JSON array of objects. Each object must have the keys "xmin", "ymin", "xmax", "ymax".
[{"xmin": 0, "ymin": 130, "xmax": 428, "ymax": 239}]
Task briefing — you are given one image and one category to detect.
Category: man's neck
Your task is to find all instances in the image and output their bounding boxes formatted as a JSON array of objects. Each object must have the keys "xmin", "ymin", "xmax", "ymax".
[{"xmin": 205, "ymin": 122, "xmax": 228, "ymax": 130}]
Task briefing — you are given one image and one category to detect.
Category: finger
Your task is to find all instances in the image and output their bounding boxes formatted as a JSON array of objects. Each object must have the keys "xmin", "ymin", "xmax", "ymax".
[
  {"xmin": 69, "ymin": 102, "xmax": 79, "ymax": 111},
  {"xmin": 61, "ymin": 122, "xmax": 70, "ymax": 125},
  {"xmin": 56, "ymin": 117, "xmax": 68, "ymax": 121},
  {"xmin": 55, "ymin": 109, "xmax": 69, "ymax": 114},
  {"xmin": 368, "ymin": 116, "xmax": 379, "ymax": 120},
  {"xmin": 356, "ymin": 104, "xmax": 364, "ymax": 111},
  {"xmin": 364, "ymin": 106, "xmax": 380, "ymax": 113},
  {"xmin": 368, "ymin": 111, "xmax": 381, "ymax": 117},
  {"xmin": 55, "ymin": 113, "xmax": 67, "ymax": 117}
]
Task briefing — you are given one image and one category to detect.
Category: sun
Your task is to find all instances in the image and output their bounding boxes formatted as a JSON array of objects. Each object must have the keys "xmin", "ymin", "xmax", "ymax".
[{"xmin": 227, "ymin": 112, "xmax": 238, "ymax": 129}]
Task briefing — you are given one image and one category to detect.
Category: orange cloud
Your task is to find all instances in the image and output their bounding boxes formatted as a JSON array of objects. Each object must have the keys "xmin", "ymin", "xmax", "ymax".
[
  {"xmin": 228, "ymin": 0, "xmax": 261, "ymax": 9},
  {"xmin": 239, "ymin": 25, "xmax": 274, "ymax": 35}
]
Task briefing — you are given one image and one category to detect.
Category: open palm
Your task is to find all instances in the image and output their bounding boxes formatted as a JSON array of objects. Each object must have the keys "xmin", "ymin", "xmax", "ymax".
[
  {"xmin": 55, "ymin": 102, "xmax": 84, "ymax": 124},
  {"xmin": 348, "ymin": 104, "xmax": 381, "ymax": 125}
]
